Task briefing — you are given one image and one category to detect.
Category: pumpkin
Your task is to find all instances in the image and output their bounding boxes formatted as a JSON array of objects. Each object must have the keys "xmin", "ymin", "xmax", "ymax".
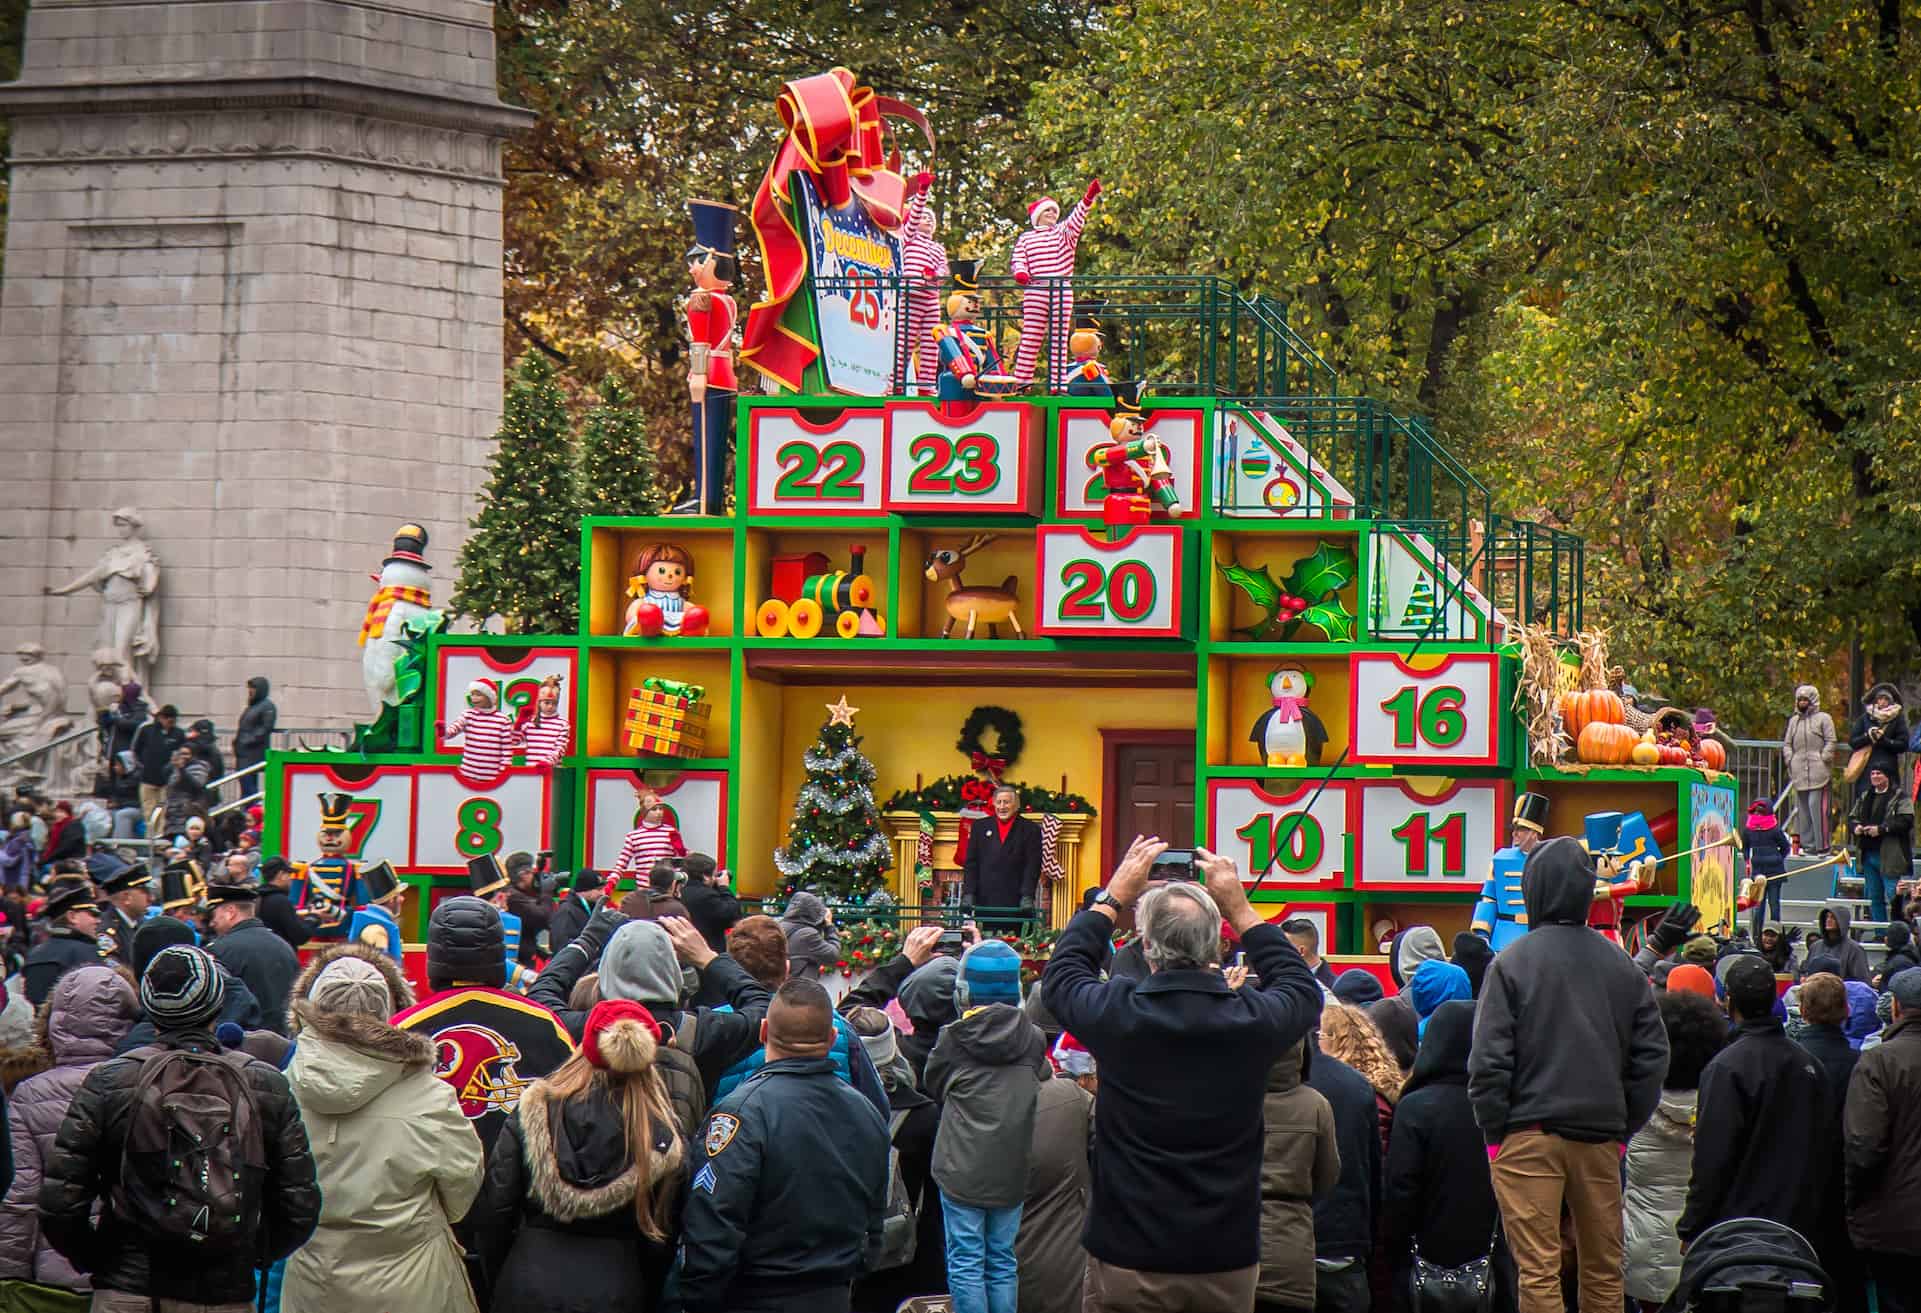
[
  {"xmin": 1658, "ymin": 744, "xmax": 1691, "ymax": 767},
  {"xmin": 1631, "ymin": 739, "xmax": 1661, "ymax": 766},
  {"xmin": 1577, "ymin": 720, "xmax": 1637, "ymax": 765},
  {"xmin": 1699, "ymin": 738, "xmax": 1727, "ymax": 772},
  {"xmin": 1560, "ymin": 688, "xmax": 1626, "ymax": 737}
]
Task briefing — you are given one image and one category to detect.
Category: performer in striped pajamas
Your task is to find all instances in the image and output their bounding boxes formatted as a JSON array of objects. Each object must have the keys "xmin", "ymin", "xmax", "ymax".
[
  {"xmin": 897, "ymin": 170, "xmax": 947, "ymax": 393},
  {"xmin": 1010, "ymin": 177, "xmax": 1101, "ymax": 391},
  {"xmin": 515, "ymin": 673, "xmax": 570, "ymax": 766},
  {"xmin": 444, "ymin": 680, "xmax": 516, "ymax": 784},
  {"xmin": 615, "ymin": 800, "xmax": 687, "ymax": 874}
]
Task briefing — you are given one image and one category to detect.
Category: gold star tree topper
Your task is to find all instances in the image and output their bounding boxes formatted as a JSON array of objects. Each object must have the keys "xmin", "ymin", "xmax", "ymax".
[{"xmin": 825, "ymin": 695, "xmax": 860, "ymax": 726}]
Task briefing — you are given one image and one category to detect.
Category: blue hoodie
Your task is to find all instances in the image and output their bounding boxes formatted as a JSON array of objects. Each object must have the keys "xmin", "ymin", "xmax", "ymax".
[{"xmin": 1409, "ymin": 960, "xmax": 1472, "ymax": 1037}]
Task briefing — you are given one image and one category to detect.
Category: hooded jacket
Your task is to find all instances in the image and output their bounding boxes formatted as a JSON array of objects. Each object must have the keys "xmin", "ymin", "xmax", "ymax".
[
  {"xmin": 1375, "ymin": 925, "xmax": 1446, "ymax": 1053},
  {"xmin": 1382, "ymin": 1000, "xmax": 1500, "ymax": 1278},
  {"xmin": 1843, "ymin": 1014, "xmax": 1921, "ymax": 1253},
  {"xmin": 1016, "ymin": 1071, "xmax": 1094, "ymax": 1313},
  {"xmin": 895, "ymin": 956, "xmax": 961, "ymax": 1082},
  {"xmin": 1622, "ymin": 1086, "xmax": 1699, "ymax": 1302},
  {"xmin": 1741, "ymin": 810, "xmax": 1792, "ymax": 878},
  {"xmin": 925, "ymin": 1001, "xmax": 1051, "ymax": 1209},
  {"xmin": 1408, "ymin": 960, "xmax": 1472, "ymax": 1036},
  {"xmin": 476, "ymin": 1082, "xmax": 686, "ymax": 1313},
  {"xmin": 1468, "ymin": 837, "xmax": 1668, "ymax": 1145},
  {"xmin": 234, "ymin": 677, "xmax": 277, "ymax": 761},
  {"xmin": 778, "ymin": 892, "xmax": 841, "ymax": 982},
  {"xmin": 1783, "ymin": 685, "xmax": 1837, "ymax": 792},
  {"xmin": 1679, "ymin": 1016, "xmax": 1834, "ymax": 1244},
  {"xmin": 1815, "ymin": 902, "xmax": 1874, "ymax": 983},
  {"xmin": 1305, "ymin": 1045, "xmax": 1379, "ymax": 1264},
  {"xmin": 281, "ymin": 946, "xmax": 482, "ymax": 1313},
  {"xmin": 1256, "ymin": 1041, "xmax": 1339, "ymax": 1308},
  {"xmin": 0, "ymin": 965, "xmax": 138, "ymax": 1290},
  {"xmin": 1849, "ymin": 685, "xmax": 1908, "ymax": 782}
]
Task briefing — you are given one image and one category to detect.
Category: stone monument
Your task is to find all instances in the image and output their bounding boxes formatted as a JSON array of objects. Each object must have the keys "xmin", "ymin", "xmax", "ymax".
[{"xmin": 0, "ymin": 0, "xmax": 533, "ymax": 730}]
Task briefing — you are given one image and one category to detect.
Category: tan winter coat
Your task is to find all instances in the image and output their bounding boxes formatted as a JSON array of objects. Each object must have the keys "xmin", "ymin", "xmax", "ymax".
[
  {"xmin": 1783, "ymin": 688, "xmax": 1838, "ymax": 792},
  {"xmin": 1257, "ymin": 1041, "xmax": 1341, "ymax": 1308},
  {"xmin": 280, "ymin": 946, "xmax": 484, "ymax": 1313}
]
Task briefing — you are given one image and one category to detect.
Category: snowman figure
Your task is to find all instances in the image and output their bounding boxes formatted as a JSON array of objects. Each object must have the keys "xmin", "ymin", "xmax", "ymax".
[
  {"xmin": 1248, "ymin": 666, "xmax": 1327, "ymax": 767},
  {"xmin": 359, "ymin": 524, "xmax": 434, "ymax": 716}
]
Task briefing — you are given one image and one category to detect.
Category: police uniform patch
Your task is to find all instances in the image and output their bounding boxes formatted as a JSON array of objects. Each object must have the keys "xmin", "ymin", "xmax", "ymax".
[
  {"xmin": 96, "ymin": 932, "xmax": 117, "ymax": 955},
  {"xmin": 704, "ymin": 1113, "xmax": 740, "ymax": 1157},
  {"xmin": 692, "ymin": 1162, "xmax": 717, "ymax": 1194}
]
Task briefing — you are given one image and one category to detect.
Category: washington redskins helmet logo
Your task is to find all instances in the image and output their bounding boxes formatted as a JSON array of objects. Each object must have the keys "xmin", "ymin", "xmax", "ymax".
[{"xmin": 433, "ymin": 1023, "xmax": 531, "ymax": 1119}]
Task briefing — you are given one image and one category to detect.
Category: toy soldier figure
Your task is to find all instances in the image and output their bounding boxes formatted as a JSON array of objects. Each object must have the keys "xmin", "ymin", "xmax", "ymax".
[
  {"xmin": 347, "ymin": 860, "xmax": 407, "ymax": 963},
  {"xmin": 1087, "ymin": 384, "xmax": 1180, "ymax": 540},
  {"xmin": 1472, "ymin": 792, "xmax": 1549, "ymax": 951},
  {"xmin": 686, "ymin": 199, "xmax": 740, "ymax": 516},
  {"xmin": 295, "ymin": 791, "xmax": 360, "ymax": 936}
]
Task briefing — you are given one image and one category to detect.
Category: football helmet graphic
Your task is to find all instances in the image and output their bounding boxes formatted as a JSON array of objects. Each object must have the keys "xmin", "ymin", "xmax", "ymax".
[{"xmin": 433, "ymin": 1023, "xmax": 531, "ymax": 1119}]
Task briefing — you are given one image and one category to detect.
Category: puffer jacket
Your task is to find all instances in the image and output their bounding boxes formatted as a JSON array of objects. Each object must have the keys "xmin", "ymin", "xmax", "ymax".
[
  {"xmin": 1256, "ymin": 1041, "xmax": 1340, "ymax": 1309},
  {"xmin": 1622, "ymin": 1089, "xmax": 1697, "ymax": 1303},
  {"xmin": 37, "ymin": 1027, "xmax": 321, "ymax": 1304},
  {"xmin": 0, "ymin": 965, "xmax": 139, "ymax": 1290},
  {"xmin": 779, "ymin": 892, "xmax": 841, "ymax": 982},
  {"xmin": 476, "ymin": 1082, "xmax": 687, "ymax": 1313},
  {"xmin": 280, "ymin": 946, "xmax": 482, "ymax": 1313},
  {"xmin": 1783, "ymin": 689, "xmax": 1837, "ymax": 792}
]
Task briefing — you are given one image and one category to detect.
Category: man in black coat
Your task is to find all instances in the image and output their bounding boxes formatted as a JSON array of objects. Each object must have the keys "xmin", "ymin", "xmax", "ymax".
[
  {"xmin": 545, "ymin": 868, "xmax": 602, "ymax": 956},
  {"xmin": 232, "ymin": 675, "xmax": 277, "ymax": 778},
  {"xmin": 502, "ymin": 850, "xmax": 553, "ymax": 964},
  {"xmin": 39, "ymin": 945, "xmax": 319, "ymax": 1307},
  {"xmin": 22, "ymin": 876, "xmax": 104, "ymax": 1005},
  {"xmin": 1306, "ymin": 1041, "xmax": 1381, "ymax": 1311},
  {"xmin": 128, "ymin": 703, "xmax": 182, "ymax": 822},
  {"xmin": 205, "ymin": 879, "xmax": 300, "ymax": 1035},
  {"xmin": 254, "ymin": 855, "xmax": 318, "ymax": 949},
  {"xmin": 680, "ymin": 852, "xmax": 742, "ymax": 952},
  {"xmin": 1042, "ymin": 838, "xmax": 1322, "ymax": 1308},
  {"xmin": 961, "ymin": 785, "xmax": 1043, "ymax": 921},
  {"xmin": 1680, "ymin": 956, "xmax": 1836, "ymax": 1247}
]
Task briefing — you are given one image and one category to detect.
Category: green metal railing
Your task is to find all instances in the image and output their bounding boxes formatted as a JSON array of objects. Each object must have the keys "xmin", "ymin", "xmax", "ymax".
[{"xmin": 737, "ymin": 898, "xmax": 1043, "ymax": 932}]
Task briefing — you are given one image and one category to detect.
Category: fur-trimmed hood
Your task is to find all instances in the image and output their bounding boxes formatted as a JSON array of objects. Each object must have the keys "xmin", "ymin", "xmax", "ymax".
[
  {"xmin": 286, "ymin": 943, "xmax": 432, "ymax": 1115},
  {"xmin": 518, "ymin": 1084, "xmax": 682, "ymax": 1223},
  {"xmin": 289, "ymin": 941, "xmax": 416, "ymax": 1019}
]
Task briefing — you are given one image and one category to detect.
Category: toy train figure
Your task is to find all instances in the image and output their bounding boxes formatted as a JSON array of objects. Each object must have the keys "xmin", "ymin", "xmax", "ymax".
[{"xmin": 754, "ymin": 544, "xmax": 887, "ymax": 639}]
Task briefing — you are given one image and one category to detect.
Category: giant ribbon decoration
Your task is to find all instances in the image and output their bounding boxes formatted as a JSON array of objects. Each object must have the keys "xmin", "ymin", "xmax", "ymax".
[{"xmin": 741, "ymin": 67, "xmax": 934, "ymax": 391}]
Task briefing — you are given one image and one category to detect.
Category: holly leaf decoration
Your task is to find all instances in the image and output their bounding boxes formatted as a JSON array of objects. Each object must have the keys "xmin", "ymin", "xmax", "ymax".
[
  {"xmin": 1291, "ymin": 598, "xmax": 1356, "ymax": 642},
  {"xmin": 1281, "ymin": 542, "xmax": 1358, "ymax": 603},
  {"xmin": 1218, "ymin": 559, "xmax": 1281, "ymax": 611}
]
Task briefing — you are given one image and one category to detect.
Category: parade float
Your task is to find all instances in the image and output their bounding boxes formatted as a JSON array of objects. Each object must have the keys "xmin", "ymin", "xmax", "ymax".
[{"xmin": 261, "ymin": 68, "xmax": 1740, "ymax": 981}]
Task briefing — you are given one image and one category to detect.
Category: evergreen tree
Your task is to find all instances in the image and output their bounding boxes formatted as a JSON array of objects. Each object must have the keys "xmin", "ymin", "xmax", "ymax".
[
  {"xmin": 450, "ymin": 352, "xmax": 582, "ymax": 634},
  {"xmin": 1400, "ymin": 571, "xmax": 1438, "ymax": 633},
  {"xmin": 578, "ymin": 378, "xmax": 664, "ymax": 517},
  {"xmin": 774, "ymin": 703, "xmax": 892, "ymax": 900}
]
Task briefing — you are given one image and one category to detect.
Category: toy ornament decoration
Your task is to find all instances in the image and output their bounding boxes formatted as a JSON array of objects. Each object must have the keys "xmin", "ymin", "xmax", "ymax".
[
  {"xmin": 1010, "ymin": 177, "xmax": 1100, "ymax": 390},
  {"xmin": 360, "ymin": 524, "xmax": 433, "ymax": 717},
  {"xmin": 624, "ymin": 543, "xmax": 711, "ymax": 638},
  {"xmin": 686, "ymin": 199, "xmax": 739, "ymax": 516},
  {"xmin": 934, "ymin": 259, "xmax": 1005, "ymax": 409},
  {"xmin": 296, "ymin": 791, "xmax": 361, "ymax": 933},
  {"xmin": 1062, "ymin": 310, "xmax": 1113, "ymax": 399},
  {"xmin": 924, "ymin": 533, "xmax": 1024, "ymax": 639},
  {"xmin": 1249, "ymin": 667, "xmax": 1327, "ymax": 767},
  {"xmin": 1472, "ymin": 791, "xmax": 1549, "ymax": 950},
  {"xmin": 1088, "ymin": 385, "xmax": 1180, "ymax": 539}
]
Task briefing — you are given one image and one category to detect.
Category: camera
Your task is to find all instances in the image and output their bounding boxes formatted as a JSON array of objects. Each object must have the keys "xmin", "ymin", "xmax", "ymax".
[
  {"xmin": 1150, "ymin": 849, "xmax": 1198, "ymax": 881},
  {"xmin": 934, "ymin": 929, "xmax": 968, "ymax": 959},
  {"xmin": 536, "ymin": 870, "xmax": 561, "ymax": 897}
]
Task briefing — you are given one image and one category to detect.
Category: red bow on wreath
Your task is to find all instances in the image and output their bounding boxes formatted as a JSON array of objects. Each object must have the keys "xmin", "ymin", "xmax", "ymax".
[
  {"xmin": 960, "ymin": 779, "xmax": 994, "ymax": 805},
  {"xmin": 969, "ymin": 751, "xmax": 1007, "ymax": 780}
]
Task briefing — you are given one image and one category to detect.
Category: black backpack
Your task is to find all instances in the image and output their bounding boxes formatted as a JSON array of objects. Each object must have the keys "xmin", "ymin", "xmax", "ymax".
[
  {"xmin": 1661, "ymin": 1217, "xmax": 1831, "ymax": 1313},
  {"xmin": 111, "ymin": 1046, "xmax": 268, "ymax": 1253}
]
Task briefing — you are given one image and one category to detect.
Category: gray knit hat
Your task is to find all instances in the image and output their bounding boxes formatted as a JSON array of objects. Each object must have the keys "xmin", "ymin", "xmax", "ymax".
[
  {"xmin": 599, "ymin": 920, "xmax": 684, "ymax": 1007},
  {"xmin": 141, "ymin": 944, "xmax": 226, "ymax": 1030},
  {"xmin": 310, "ymin": 956, "xmax": 393, "ymax": 1018}
]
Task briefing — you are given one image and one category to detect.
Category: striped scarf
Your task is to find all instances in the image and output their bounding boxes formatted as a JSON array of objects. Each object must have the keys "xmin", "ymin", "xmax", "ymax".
[{"xmin": 358, "ymin": 585, "xmax": 432, "ymax": 646}]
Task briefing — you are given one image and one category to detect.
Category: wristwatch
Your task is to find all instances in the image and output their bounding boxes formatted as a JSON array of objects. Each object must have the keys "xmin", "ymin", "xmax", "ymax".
[{"xmin": 1091, "ymin": 889, "xmax": 1130, "ymax": 912}]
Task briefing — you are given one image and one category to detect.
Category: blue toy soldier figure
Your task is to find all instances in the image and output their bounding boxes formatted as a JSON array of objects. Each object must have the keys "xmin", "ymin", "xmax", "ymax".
[
  {"xmin": 470, "ymin": 854, "xmax": 538, "ymax": 991},
  {"xmin": 685, "ymin": 199, "xmax": 740, "ymax": 517},
  {"xmin": 296, "ymin": 791, "xmax": 362, "ymax": 937},
  {"xmin": 347, "ymin": 860, "xmax": 407, "ymax": 963},
  {"xmin": 933, "ymin": 258, "xmax": 1005, "ymax": 411},
  {"xmin": 1473, "ymin": 791, "xmax": 1549, "ymax": 951}
]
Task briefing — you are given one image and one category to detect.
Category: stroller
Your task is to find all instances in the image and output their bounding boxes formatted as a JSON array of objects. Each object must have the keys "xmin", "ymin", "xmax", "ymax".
[{"xmin": 1661, "ymin": 1217, "xmax": 1831, "ymax": 1313}]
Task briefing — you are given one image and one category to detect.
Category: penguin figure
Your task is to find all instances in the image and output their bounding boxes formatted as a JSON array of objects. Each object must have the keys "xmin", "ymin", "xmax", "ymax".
[{"xmin": 1249, "ymin": 666, "xmax": 1328, "ymax": 767}]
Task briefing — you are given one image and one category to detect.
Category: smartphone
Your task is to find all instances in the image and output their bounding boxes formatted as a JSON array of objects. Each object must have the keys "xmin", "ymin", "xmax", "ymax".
[
  {"xmin": 935, "ymin": 929, "xmax": 967, "ymax": 958},
  {"xmin": 1150, "ymin": 849, "xmax": 1198, "ymax": 881}
]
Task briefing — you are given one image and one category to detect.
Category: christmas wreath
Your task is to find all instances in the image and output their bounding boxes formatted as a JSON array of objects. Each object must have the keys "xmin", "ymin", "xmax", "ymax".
[{"xmin": 956, "ymin": 705, "xmax": 1025, "ymax": 779}]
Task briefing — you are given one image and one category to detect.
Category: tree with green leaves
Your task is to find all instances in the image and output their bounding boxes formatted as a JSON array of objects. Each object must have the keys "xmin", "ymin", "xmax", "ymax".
[
  {"xmin": 578, "ymin": 379, "xmax": 663, "ymax": 518},
  {"xmin": 774, "ymin": 706, "xmax": 891, "ymax": 900},
  {"xmin": 450, "ymin": 352, "xmax": 582, "ymax": 634}
]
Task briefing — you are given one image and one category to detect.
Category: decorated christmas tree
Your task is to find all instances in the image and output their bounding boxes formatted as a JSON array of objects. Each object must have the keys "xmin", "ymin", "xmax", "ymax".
[
  {"xmin": 774, "ymin": 697, "xmax": 892, "ymax": 900},
  {"xmin": 450, "ymin": 352, "xmax": 582, "ymax": 634},
  {"xmin": 1399, "ymin": 571, "xmax": 1438, "ymax": 633},
  {"xmin": 578, "ymin": 377, "xmax": 664, "ymax": 517}
]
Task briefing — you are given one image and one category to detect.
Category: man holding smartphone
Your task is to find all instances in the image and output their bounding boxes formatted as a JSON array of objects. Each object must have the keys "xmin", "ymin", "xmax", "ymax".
[{"xmin": 1043, "ymin": 838, "xmax": 1323, "ymax": 1311}]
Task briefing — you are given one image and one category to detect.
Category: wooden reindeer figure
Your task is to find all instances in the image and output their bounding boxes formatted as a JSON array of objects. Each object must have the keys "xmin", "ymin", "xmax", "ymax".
[{"xmin": 924, "ymin": 533, "xmax": 1025, "ymax": 639}]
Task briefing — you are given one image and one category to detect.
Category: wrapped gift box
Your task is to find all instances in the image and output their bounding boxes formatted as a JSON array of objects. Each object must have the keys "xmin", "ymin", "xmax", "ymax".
[{"xmin": 624, "ymin": 678, "xmax": 710, "ymax": 757}]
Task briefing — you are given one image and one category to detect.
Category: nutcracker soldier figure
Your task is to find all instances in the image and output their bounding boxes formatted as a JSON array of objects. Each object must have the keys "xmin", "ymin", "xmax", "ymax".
[
  {"xmin": 347, "ymin": 860, "xmax": 406, "ymax": 964},
  {"xmin": 933, "ymin": 259, "xmax": 1004, "ymax": 410},
  {"xmin": 898, "ymin": 171, "xmax": 948, "ymax": 393},
  {"xmin": 293, "ymin": 791, "xmax": 361, "ymax": 935},
  {"xmin": 1086, "ymin": 384, "xmax": 1180, "ymax": 540},
  {"xmin": 1582, "ymin": 810, "xmax": 1662, "ymax": 946},
  {"xmin": 1010, "ymin": 178, "xmax": 1100, "ymax": 391},
  {"xmin": 1062, "ymin": 309, "xmax": 1114, "ymax": 400},
  {"xmin": 685, "ymin": 199, "xmax": 739, "ymax": 516},
  {"xmin": 1472, "ymin": 791, "xmax": 1550, "ymax": 951}
]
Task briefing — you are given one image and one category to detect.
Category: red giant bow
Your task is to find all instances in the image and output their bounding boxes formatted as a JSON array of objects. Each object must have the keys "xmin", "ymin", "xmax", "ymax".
[
  {"xmin": 969, "ymin": 751, "xmax": 1007, "ymax": 780},
  {"xmin": 741, "ymin": 68, "xmax": 933, "ymax": 391}
]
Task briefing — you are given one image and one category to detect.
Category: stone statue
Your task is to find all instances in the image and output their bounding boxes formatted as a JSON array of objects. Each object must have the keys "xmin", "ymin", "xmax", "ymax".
[
  {"xmin": 0, "ymin": 641, "xmax": 73, "ymax": 789},
  {"xmin": 45, "ymin": 507, "xmax": 161, "ymax": 692}
]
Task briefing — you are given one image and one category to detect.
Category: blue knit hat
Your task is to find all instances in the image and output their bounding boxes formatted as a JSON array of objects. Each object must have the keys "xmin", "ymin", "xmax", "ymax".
[
  {"xmin": 956, "ymin": 940, "xmax": 1023, "ymax": 1009},
  {"xmin": 1409, "ymin": 960, "xmax": 1473, "ymax": 1037}
]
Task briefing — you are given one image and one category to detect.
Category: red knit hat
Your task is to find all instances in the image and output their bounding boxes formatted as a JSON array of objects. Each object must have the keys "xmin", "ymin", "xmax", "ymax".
[{"xmin": 583, "ymin": 999, "xmax": 662, "ymax": 1071}]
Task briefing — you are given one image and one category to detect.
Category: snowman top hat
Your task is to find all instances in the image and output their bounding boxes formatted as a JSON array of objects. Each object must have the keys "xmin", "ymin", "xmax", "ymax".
[{"xmin": 383, "ymin": 523, "xmax": 430, "ymax": 568}]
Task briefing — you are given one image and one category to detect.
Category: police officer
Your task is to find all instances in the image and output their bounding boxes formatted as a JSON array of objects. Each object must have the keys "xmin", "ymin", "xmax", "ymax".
[
  {"xmin": 679, "ymin": 978, "xmax": 890, "ymax": 1313},
  {"xmin": 24, "ymin": 875, "xmax": 105, "ymax": 1004},
  {"xmin": 95, "ymin": 859, "xmax": 153, "ymax": 967}
]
